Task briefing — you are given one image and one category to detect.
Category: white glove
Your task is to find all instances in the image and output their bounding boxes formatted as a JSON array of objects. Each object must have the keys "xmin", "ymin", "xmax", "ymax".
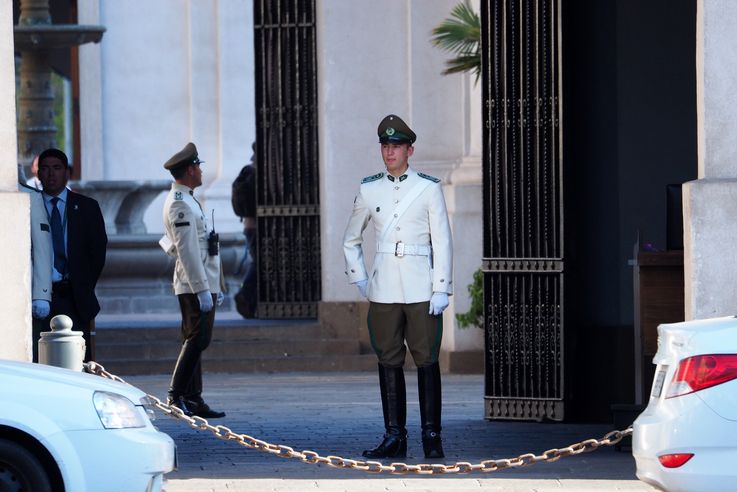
[
  {"xmin": 32, "ymin": 299, "xmax": 50, "ymax": 319},
  {"xmin": 197, "ymin": 290, "xmax": 214, "ymax": 313},
  {"xmin": 428, "ymin": 292, "xmax": 449, "ymax": 316},
  {"xmin": 354, "ymin": 279, "xmax": 368, "ymax": 298},
  {"xmin": 216, "ymin": 291, "xmax": 224, "ymax": 306}
]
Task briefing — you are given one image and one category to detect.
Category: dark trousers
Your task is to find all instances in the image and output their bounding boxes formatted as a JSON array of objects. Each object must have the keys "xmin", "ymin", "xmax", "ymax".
[
  {"xmin": 235, "ymin": 227, "xmax": 257, "ymax": 318},
  {"xmin": 367, "ymin": 301, "xmax": 443, "ymax": 368},
  {"xmin": 33, "ymin": 283, "xmax": 93, "ymax": 363},
  {"xmin": 169, "ymin": 293, "xmax": 216, "ymax": 399}
]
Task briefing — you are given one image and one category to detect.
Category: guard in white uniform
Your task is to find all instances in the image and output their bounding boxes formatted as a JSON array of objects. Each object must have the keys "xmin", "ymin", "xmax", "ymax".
[
  {"xmin": 162, "ymin": 142, "xmax": 225, "ymax": 419},
  {"xmin": 343, "ymin": 114, "xmax": 453, "ymax": 459}
]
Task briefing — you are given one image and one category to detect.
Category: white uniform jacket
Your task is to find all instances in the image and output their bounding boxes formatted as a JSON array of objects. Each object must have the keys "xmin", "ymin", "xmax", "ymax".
[
  {"xmin": 343, "ymin": 167, "xmax": 453, "ymax": 304},
  {"xmin": 163, "ymin": 183, "xmax": 221, "ymax": 295},
  {"xmin": 20, "ymin": 187, "xmax": 53, "ymax": 302}
]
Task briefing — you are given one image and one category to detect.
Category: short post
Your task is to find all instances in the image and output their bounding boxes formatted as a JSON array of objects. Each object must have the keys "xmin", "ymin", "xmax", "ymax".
[{"xmin": 38, "ymin": 315, "xmax": 86, "ymax": 371}]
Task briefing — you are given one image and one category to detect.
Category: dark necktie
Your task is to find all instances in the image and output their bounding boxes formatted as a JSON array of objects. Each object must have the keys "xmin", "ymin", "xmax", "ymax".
[{"xmin": 50, "ymin": 197, "xmax": 67, "ymax": 274}]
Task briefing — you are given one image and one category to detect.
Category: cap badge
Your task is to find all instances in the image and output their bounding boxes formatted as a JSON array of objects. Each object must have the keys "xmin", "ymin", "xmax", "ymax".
[{"xmin": 386, "ymin": 127, "xmax": 395, "ymax": 136}]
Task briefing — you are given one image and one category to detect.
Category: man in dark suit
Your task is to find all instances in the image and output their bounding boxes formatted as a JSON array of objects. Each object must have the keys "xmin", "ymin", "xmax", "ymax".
[{"xmin": 37, "ymin": 148, "xmax": 107, "ymax": 362}]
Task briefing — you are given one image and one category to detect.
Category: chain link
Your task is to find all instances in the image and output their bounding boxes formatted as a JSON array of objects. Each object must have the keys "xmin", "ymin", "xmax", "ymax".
[{"xmin": 85, "ymin": 361, "xmax": 633, "ymax": 476}]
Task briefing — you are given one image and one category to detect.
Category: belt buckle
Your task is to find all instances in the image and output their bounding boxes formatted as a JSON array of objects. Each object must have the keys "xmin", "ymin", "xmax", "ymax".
[{"xmin": 394, "ymin": 241, "xmax": 405, "ymax": 257}]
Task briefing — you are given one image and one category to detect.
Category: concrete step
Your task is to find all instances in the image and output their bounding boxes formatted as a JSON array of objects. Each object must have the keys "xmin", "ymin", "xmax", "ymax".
[
  {"xmin": 98, "ymin": 353, "xmax": 378, "ymax": 375},
  {"xmin": 96, "ymin": 321, "xmax": 324, "ymax": 344},
  {"xmin": 96, "ymin": 338, "xmax": 361, "ymax": 360},
  {"xmin": 93, "ymin": 311, "xmax": 373, "ymax": 375}
]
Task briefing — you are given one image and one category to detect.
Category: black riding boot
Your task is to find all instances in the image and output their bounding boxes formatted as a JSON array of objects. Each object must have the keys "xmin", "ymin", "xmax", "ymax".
[
  {"xmin": 362, "ymin": 364, "xmax": 407, "ymax": 459},
  {"xmin": 167, "ymin": 339, "xmax": 201, "ymax": 416},
  {"xmin": 418, "ymin": 362, "xmax": 444, "ymax": 458}
]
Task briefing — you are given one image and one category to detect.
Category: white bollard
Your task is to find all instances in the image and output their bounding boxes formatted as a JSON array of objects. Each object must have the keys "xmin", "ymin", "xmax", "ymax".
[{"xmin": 38, "ymin": 315, "xmax": 86, "ymax": 371}]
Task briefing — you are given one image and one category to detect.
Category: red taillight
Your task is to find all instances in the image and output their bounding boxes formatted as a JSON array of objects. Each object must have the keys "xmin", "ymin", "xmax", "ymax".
[
  {"xmin": 665, "ymin": 354, "xmax": 737, "ymax": 398},
  {"xmin": 658, "ymin": 453, "xmax": 694, "ymax": 468}
]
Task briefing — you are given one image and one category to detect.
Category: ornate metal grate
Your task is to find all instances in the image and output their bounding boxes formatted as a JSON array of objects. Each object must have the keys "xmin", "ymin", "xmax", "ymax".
[
  {"xmin": 482, "ymin": 0, "xmax": 564, "ymax": 420},
  {"xmin": 254, "ymin": 0, "xmax": 320, "ymax": 319}
]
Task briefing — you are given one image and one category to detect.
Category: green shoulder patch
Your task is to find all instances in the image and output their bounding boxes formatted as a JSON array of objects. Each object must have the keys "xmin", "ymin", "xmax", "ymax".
[
  {"xmin": 361, "ymin": 172, "xmax": 384, "ymax": 184},
  {"xmin": 417, "ymin": 172, "xmax": 441, "ymax": 183}
]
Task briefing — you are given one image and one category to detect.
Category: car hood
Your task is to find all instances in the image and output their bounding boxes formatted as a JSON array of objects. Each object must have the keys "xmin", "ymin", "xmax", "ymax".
[{"xmin": 0, "ymin": 358, "xmax": 147, "ymax": 403}]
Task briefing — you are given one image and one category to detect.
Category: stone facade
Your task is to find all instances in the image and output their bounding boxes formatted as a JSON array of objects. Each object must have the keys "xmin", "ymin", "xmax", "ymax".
[{"xmin": 4, "ymin": 1, "xmax": 485, "ymax": 363}]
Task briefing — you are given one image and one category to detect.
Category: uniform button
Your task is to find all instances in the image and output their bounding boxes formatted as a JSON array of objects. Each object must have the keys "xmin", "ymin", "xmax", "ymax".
[
  {"xmin": 440, "ymin": 279, "xmax": 445, "ymax": 283},
  {"xmin": 351, "ymin": 269, "xmax": 355, "ymax": 273},
  {"xmin": 344, "ymin": 271, "xmax": 348, "ymax": 275},
  {"xmin": 394, "ymin": 186, "xmax": 399, "ymax": 190},
  {"xmin": 394, "ymin": 214, "xmax": 398, "ymax": 218},
  {"xmin": 394, "ymin": 200, "xmax": 399, "ymax": 204},
  {"xmin": 396, "ymin": 227, "xmax": 401, "ymax": 231}
]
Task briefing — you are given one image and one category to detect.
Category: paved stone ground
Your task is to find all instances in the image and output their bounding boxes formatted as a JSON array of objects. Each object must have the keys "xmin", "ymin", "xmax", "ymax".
[{"xmin": 125, "ymin": 372, "xmax": 655, "ymax": 491}]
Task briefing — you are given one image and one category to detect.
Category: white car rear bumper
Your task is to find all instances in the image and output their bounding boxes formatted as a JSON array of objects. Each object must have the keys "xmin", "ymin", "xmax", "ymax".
[{"xmin": 633, "ymin": 393, "xmax": 737, "ymax": 492}]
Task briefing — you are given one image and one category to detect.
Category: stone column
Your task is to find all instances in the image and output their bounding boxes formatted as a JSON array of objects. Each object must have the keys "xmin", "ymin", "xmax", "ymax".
[
  {"xmin": 198, "ymin": 0, "xmax": 255, "ymax": 234},
  {"xmin": 78, "ymin": 0, "xmax": 104, "ymax": 179},
  {"xmin": 0, "ymin": 2, "xmax": 33, "ymax": 361},
  {"xmin": 683, "ymin": 0, "xmax": 737, "ymax": 319}
]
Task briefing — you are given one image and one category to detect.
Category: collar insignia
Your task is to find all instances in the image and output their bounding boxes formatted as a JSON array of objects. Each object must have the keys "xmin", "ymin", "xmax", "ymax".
[{"xmin": 387, "ymin": 174, "xmax": 408, "ymax": 182}]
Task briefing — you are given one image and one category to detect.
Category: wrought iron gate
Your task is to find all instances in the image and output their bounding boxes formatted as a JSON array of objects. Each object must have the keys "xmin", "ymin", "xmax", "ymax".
[
  {"xmin": 482, "ymin": 0, "xmax": 564, "ymax": 420},
  {"xmin": 254, "ymin": 0, "xmax": 321, "ymax": 318}
]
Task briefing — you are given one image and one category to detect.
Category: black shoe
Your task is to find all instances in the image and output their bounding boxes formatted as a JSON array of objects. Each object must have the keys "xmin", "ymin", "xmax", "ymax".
[
  {"xmin": 362, "ymin": 433, "xmax": 407, "ymax": 459},
  {"xmin": 167, "ymin": 396, "xmax": 195, "ymax": 417},
  {"xmin": 184, "ymin": 397, "xmax": 226, "ymax": 419},
  {"xmin": 235, "ymin": 290, "xmax": 255, "ymax": 318},
  {"xmin": 422, "ymin": 429, "xmax": 444, "ymax": 458}
]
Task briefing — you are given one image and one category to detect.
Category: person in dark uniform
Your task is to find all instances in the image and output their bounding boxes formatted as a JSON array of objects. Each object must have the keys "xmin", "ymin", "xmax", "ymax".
[
  {"xmin": 232, "ymin": 142, "xmax": 257, "ymax": 318},
  {"xmin": 162, "ymin": 142, "xmax": 225, "ymax": 419},
  {"xmin": 343, "ymin": 115, "xmax": 453, "ymax": 459},
  {"xmin": 37, "ymin": 148, "xmax": 107, "ymax": 362}
]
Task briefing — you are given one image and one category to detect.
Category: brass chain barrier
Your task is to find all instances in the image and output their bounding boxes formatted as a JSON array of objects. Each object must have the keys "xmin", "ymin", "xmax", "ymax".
[{"xmin": 85, "ymin": 361, "xmax": 633, "ymax": 475}]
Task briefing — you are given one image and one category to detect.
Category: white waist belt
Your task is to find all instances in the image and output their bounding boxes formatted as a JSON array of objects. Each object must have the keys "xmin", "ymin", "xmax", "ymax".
[{"xmin": 376, "ymin": 241, "xmax": 431, "ymax": 257}]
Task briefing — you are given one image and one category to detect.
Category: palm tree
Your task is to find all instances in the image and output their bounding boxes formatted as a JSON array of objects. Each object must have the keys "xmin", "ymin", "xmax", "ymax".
[{"xmin": 430, "ymin": 1, "xmax": 481, "ymax": 83}]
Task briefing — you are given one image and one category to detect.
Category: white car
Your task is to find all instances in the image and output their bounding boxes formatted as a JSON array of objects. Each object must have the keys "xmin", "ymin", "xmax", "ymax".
[
  {"xmin": 0, "ymin": 359, "xmax": 175, "ymax": 492},
  {"xmin": 633, "ymin": 316, "xmax": 737, "ymax": 492}
]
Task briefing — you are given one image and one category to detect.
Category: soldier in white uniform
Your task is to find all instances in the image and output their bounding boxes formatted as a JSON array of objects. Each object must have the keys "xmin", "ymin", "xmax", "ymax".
[
  {"xmin": 162, "ymin": 142, "xmax": 225, "ymax": 419},
  {"xmin": 343, "ymin": 114, "xmax": 453, "ymax": 459}
]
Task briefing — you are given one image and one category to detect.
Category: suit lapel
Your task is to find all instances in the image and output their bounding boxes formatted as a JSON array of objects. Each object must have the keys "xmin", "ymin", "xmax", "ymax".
[{"xmin": 66, "ymin": 191, "xmax": 78, "ymax": 247}]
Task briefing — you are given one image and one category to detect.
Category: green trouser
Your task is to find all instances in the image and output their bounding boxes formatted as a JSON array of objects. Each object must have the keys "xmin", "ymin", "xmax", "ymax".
[{"xmin": 367, "ymin": 301, "xmax": 443, "ymax": 368}]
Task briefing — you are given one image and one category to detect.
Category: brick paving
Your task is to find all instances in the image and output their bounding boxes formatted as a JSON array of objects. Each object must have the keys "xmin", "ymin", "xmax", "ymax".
[{"xmin": 124, "ymin": 372, "xmax": 655, "ymax": 491}]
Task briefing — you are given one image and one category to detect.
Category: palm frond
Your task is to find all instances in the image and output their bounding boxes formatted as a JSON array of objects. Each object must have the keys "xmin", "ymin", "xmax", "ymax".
[{"xmin": 430, "ymin": 1, "xmax": 481, "ymax": 82}]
